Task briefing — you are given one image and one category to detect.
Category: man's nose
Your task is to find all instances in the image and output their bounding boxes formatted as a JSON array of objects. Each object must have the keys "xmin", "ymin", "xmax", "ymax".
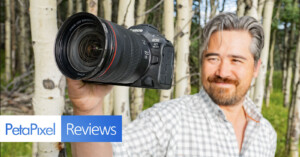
[{"xmin": 215, "ymin": 60, "xmax": 231, "ymax": 78}]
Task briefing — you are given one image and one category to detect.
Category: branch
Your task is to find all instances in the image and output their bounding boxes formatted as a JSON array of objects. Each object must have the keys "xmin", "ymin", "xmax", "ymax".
[{"xmin": 137, "ymin": 0, "xmax": 164, "ymax": 18}]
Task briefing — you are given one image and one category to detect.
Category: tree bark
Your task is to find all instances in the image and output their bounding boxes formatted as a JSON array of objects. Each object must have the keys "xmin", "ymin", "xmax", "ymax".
[
  {"xmin": 67, "ymin": 0, "xmax": 73, "ymax": 17},
  {"xmin": 245, "ymin": 0, "xmax": 260, "ymax": 99},
  {"xmin": 19, "ymin": 0, "xmax": 27, "ymax": 74},
  {"xmin": 29, "ymin": 0, "xmax": 66, "ymax": 156},
  {"xmin": 237, "ymin": 0, "xmax": 246, "ymax": 17},
  {"xmin": 286, "ymin": 34, "xmax": 300, "ymax": 155},
  {"xmin": 175, "ymin": 0, "xmax": 192, "ymax": 98},
  {"xmin": 102, "ymin": 0, "xmax": 112, "ymax": 20},
  {"xmin": 288, "ymin": 34, "xmax": 300, "ymax": 157},
  {"xmin": 135, "ymin": 0, "xmax": 146, "ymax": 25},
  {"xmin": 265, "ymin": 0, "xmax": 281, "ymax": 107},
  {"xmin": 160, "ymin": 0, "xmax": 175, "ymax": 102},
  {"xmin": 102, "ymin": 0, "xmax": 113, "ymax": 115},
  {"xmin": 204, "ymin": 0, "xmax": 208, "ymax": 24},
  {"xmin": 11, "ymin": 0, "xmax": 17, "ymax": 76},
  {"xmin": 209, "ymin": 0, "xmax": 218, "ymax": 19},
  {"xmin": 87, "ymin": 0, "xmax": 98, "ymax": 15},
  {"xmin": 282, "ymin": 23, "xmax": 289, "ymax": 92},
  {"xmin": 130, "ymin": 0, "xmax": 147, "ymax": 120},
  {"xmin": 114, "ymin": 0, "xmax": 135, "ymax": 126},
  {"xmin": 245, "ymin": 0, "xmax": 258, "ymax": 19},
  {"xmin": 198, "ymin": 0, "xmax": 203, "ymax": 90},
  {"xmin": 253, "ymin": 0, "xmax": 274, "ymax": 111},
  {"xmin": 257, "ymin": 0, "xmax": 265, "ymax": 21},
  {"xmin": 76, "ymin": 0, "xmax": 82, "ymax": 12},
  {"xmin": 284, "ymin": 20, "xmax": 296, "ymax": 108},
  {"xmin": 5, "ymin": 0, "xmax": 11, "ymax": 82},
  {"xmin": 265, "ymin": 29, "xmax": 276, "ymax": 107}
]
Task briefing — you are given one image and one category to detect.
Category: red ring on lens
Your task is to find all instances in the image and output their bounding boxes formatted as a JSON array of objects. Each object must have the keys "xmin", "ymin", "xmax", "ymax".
[{"xmin": 98, "ymin": 22, "xmax": 117, "ymax": 77}]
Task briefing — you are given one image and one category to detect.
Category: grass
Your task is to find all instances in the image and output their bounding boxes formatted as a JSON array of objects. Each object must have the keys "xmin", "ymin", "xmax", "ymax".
[
  {"xmin": 1, "ymin": 71, "xmax": 299, "ymax": 156},
  {"xmin": 261, "ymin": 71, "xmax": 300, "ymax": 157}
]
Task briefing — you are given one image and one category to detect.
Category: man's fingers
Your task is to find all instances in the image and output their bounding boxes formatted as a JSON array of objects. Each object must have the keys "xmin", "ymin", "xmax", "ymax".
[{"xmin": 66, "ymin": 77, "xmax": 85, "ymax": 89}]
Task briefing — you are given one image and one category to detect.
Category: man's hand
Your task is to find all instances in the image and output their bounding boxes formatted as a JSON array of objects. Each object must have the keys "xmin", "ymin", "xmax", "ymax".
[
  {"xmin": 67, "ymin": 78, "xmax": 114, "ymax": 157},
  {"xmin": 67, "ymin": 78, "xmax": 113, "ymax": 115}
]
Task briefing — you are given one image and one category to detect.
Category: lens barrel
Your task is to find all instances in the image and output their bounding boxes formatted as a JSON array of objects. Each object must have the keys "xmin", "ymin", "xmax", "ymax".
[{"xmin": 55, "ymin": 12, "xmax": 151, "ymax": 84}]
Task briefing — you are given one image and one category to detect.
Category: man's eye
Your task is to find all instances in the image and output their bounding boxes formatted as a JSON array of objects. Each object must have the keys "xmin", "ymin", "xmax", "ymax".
[
  {"xmin": 232, "ymin": 59, "xmax": 242, "ymax": 63},
  {"xmin": 208, "ymin": 58, "xmax": 219, "ymax": 62}
]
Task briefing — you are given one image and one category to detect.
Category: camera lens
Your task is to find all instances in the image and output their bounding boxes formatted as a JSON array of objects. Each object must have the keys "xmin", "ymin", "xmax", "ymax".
[
  {"xmin": 55, "ymin": 12, "xmax": 151, "ymax": 84},
  {"xmin": 67, "ymin": 25, "xmax": 104, "ymax": 73}
]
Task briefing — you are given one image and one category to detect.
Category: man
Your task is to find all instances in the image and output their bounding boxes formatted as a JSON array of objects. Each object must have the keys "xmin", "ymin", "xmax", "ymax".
[{"xmin": 69, "ymin": 13, "xmax": 277, "ymax": 157}]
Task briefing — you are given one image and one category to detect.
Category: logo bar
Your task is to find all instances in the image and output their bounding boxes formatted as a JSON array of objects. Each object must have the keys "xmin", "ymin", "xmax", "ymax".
[{"xmin": 0, "ymin": 115, "xmax": 122, "ymax": 142}]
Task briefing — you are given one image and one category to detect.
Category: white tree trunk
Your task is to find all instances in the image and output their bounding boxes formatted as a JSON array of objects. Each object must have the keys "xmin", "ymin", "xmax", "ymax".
[
  {"xmin": 245, "ymin": 0, "xmax": 258, "ymax": 19},
  {"xmin": 175, "ymin": 0, "xmax": 191, "ymax": 98},
  {"xmin": 257, "ymin": 0, "xmax": 265, "ymax": 21},
  {"xmin": 76, "ymin": 0, "xmax": 82, "ymax": 12},
  {"xmin": 209, "ymin": 0, "xmax": 218, "ymax": 19},
  {"xmin": 284, "ymin": 61, "xmax": 293, "ymax": 107},
  {"xmin": 246, "ymin": 0, "xmax": 259, "ymax": 99},
  {"xmin": 11, "ymin": 0, "xmax": 16, "ymax": 76},
  {"xmin": 136, "ymin": 0, "xmax": 146, "ymax": 25},
  {"xmin": 130, "ymin": 88, "xmax": 144, "ymax": 120},
  {"xmin": 19, "ymin": 0, "xmax": 27, "ymax": 74},
  {"xmin": 5, "ymin": 0, "xmax": 11, "ymax": 82},
  {"xmin": 117, "ymin": 0, "xmax": 135, "ymax": 28},
  {"xmin": 130, "ymin": 0, "xmax": 147, "ymax": 120},
  {"xmin": 253, "ymin": 0, "xmax": 274, "ymax": 111},
  {"xmin": 30, "ymin": 0, "xmax": 66, "ymax": 156},
  {"xmin": 265, "ymin": 30, "xmax": 276, "ymax": 107},
  {"xmin": 102, "ymin": 0, "xmax": 112, "ymax": 21},
  {"xmin": 114, "ymin": 0, "xmax": 135, "ymax": 126},
  {"xmin": 293, "ymin": 35, "xmax": 300, "ymax": 95},
  {"xmin": 67, "ymin": 0, "xmax": 73, "ymax": 17},
  {"xmin": 160, "ymin": 0, "xmax": 174, "ymax": 102},
  {"xmin": 103, "ymin": 91, "xmax": 113, "ymax": 115},
  {"xmin": 102, "ymin": 0, "xmax": 113, "ymax": 115},
  {"xmin": 237, "ymin": 0, "xmax": 246, "ymax": 17},
  {"xmin": 289, "ymin": 34, "xmax": 300, "ymax": 157},
  {"xmin": 87, "ymin": 0, "xmax": 98, "ymax": 15}
]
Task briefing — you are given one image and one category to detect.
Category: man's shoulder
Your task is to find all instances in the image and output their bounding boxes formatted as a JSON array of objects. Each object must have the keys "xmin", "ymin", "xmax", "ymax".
[
  {"xmin": 152, "ymin": 93, "xmax": 203, "ymax": 112},
  {"xmin": 259, "ymin": 116, "xmax": 277, "ymax": 138}
]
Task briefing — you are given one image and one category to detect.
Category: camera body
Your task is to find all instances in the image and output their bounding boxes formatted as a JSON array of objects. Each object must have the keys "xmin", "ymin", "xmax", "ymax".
[
  {"xmin": 87, "ymin": 24, "xmax": 174, "ymax": 89},
  {"xmin": 55, "ymin": 13, "xmax": 174, "ymax": 89}
]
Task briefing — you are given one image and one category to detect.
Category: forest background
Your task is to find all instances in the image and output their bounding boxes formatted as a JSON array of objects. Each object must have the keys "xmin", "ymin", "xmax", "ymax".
[{"xmin": 0, "ymin": 0, "xmax": 299, "ymax": 157}]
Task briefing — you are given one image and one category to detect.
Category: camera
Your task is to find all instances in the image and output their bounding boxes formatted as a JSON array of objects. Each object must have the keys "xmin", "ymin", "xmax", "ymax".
[{"xmin": 55, "ymin": 12, "xmax": 174, "ymax": 89}]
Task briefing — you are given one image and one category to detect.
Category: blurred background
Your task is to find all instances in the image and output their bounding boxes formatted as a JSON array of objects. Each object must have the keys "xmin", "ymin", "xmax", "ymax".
[{"xmin": 0, "ymin": 0, "xmax": 299, "ymax": 156}]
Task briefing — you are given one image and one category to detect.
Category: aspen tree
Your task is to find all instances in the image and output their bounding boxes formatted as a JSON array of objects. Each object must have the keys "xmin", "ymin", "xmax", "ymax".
[
  {"xmin": 87, "ymin": 0, "xmax": 98, "ymax": 15},
  {"xmin": 131, "ymin": 0, "xmax": 147, "ymax": 120},
  {"xmin": 114, "ymin": 0, "xmax": 135, "ymax": 126},
  {"xmin": 160, "ymin": 0, "xmax": 175, "ymax": 102},
  {"xmin": 253, "ymin": 0, "xmax": 275, "ymax": 111},
  {"xmin": 5, "ymin": 0, "xmax": 11, "ymax": 82},
  {"xmin": 175, "ymin": 0, "xmax": 192, "ymax": 98},
  {"xmin": 102, "ymin": 0, "xmax": 114, "ymax": 115},
  {"xmin": 30, "ymin": 0, "xmax": 66, "ymax": 156},
  {"xmin": 19, "ymin": 0, "xmax": 27, "ymax": 74},
  {"xmin": 67, "ymin": 0, "xmax": 73, "ymax": 17}
]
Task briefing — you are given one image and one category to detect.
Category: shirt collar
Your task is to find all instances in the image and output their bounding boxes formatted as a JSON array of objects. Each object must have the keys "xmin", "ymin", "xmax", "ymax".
[{"xmin": 199, "ymin": 88, "xmax": 262, "ymax": 123}]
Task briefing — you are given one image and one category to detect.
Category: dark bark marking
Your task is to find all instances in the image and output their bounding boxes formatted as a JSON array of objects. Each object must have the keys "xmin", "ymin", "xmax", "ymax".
[{"xmin": 43, "ymin": 79, "xmax": 55, "ymax": 89}]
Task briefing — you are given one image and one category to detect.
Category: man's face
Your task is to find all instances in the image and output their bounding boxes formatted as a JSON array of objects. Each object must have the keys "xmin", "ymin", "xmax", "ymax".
[{"xmin": 201, "ymin": 30, "xmax": 260, "ymax": 106}]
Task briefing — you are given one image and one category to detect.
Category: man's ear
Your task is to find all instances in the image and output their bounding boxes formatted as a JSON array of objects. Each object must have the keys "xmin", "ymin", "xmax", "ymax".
[{"xmin": 253, "ymin": 59, "xmax": 261, "ymax": 78}]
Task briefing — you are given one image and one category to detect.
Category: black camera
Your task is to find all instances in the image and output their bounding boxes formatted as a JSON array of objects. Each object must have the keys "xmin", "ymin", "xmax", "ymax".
[{"xmin": 55, "ymin": 12, "xmax": 174, "ymax": 89}]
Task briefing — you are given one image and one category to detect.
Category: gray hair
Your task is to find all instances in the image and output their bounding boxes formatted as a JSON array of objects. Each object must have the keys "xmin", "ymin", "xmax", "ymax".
[{"xmin": 201, "ymin": 12, "xmax": 264, "ymax": 64}]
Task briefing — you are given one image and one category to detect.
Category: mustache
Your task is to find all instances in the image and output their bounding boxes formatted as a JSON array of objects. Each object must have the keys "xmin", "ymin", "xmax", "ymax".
[{"xmin": 207, "ymin": 75, "xmax": 239, "ymax": 86}]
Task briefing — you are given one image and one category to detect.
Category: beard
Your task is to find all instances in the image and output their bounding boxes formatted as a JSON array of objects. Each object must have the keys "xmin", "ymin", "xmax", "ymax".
[{"xmin": 203, "ymin": 75, "xmax": 249, "ymax": 106}]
